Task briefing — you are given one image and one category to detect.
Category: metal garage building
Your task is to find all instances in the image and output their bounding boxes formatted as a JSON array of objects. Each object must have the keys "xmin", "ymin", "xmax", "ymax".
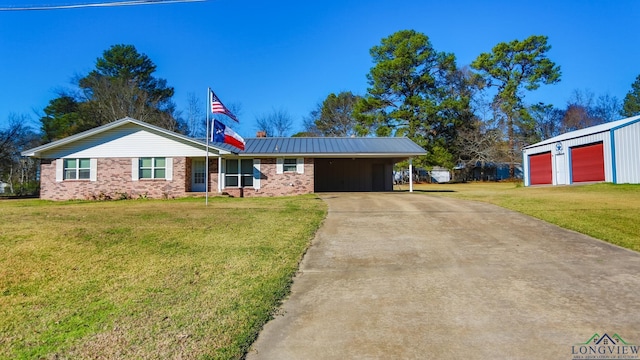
[{"xmin": 522, "ymin": 115, "xmax": 640, "ymax": 186}]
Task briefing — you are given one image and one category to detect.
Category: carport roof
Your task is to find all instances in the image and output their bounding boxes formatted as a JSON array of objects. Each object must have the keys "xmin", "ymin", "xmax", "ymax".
[{"xmin": 216, "ymin": 137, "xmax": 427, "ymax": 157}]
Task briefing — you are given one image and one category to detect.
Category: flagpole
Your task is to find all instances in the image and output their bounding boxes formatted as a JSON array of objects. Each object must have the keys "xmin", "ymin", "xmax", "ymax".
[{"xmin": 205, "ymin": 87, "xmax": 210, "ymax": 206}]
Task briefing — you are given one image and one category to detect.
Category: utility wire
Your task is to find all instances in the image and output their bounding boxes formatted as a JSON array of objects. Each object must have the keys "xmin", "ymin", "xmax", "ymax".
[{"xmin": 0, "ymin": 0, "xmax": 205, "ymax": 11}]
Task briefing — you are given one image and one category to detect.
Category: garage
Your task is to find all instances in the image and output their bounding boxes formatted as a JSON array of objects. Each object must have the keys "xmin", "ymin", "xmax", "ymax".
[
  {"xmin": 571, "ymin": 142, "xmax": 604, "ymax": 183},
  {"xmin": 314, "ymin": 158, "xmax": 394, "ymax": 192},
  {"xmin": 528, "ymin": 152, "xmax": 552, "ymax": 185},
  {"xmin": 523, "ymin": 115, "xmax": 640, "ymax": 186}
]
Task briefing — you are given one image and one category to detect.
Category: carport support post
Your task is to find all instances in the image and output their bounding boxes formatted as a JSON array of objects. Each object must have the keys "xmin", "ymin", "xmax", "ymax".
[
  {"xmin": 217, "ymin": 157, "xmax": 222, "ymax": 192},
  {"xmin": 409, "ymin": 158, "xmax": 414, "ymax": 193}
]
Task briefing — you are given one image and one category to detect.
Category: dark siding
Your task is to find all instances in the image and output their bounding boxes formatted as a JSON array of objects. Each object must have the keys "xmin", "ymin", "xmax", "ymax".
[{"xmin": 314, "ymin": 158, "xmax": 393, "ymax": 192}]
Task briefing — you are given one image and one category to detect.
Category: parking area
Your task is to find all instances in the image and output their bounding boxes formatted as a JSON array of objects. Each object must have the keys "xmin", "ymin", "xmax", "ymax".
[{"xmin": 248, "ymin": 192, "xmax": 640, "ymax": 359}]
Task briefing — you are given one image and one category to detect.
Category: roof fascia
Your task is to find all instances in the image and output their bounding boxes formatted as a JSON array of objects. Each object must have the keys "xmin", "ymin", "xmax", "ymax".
[
  {"xmin": 524, "ymin": 115, "xmax": 640, "ymax": 150},
  {"xmin": 22, "ymin": 117, "xmax": 232, "ymax": 157},
  {"xmin": 233, "ymin": 152, "xmax": 426, "ymax": 158}
]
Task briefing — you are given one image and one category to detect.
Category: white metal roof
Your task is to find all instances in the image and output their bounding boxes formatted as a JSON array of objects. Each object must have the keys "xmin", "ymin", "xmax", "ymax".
[{"xmin": 524, "ymin": 115, "xmax": 640, "ymax": 149}]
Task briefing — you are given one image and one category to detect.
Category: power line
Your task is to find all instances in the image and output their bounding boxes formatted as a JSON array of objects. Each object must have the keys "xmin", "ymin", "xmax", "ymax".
[{"xmin": 0, "ymin": 0, "xmax": 206, "ymax": 11}]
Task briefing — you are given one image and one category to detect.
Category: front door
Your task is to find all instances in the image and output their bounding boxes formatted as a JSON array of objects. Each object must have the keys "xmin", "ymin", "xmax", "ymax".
[
  {"xmin": 191, "ymin": 159, "xmax": 206, "ymax": 192},
  {"xmin": 555, "ymin": 154, "xmax": 566, "ymax": 185}
]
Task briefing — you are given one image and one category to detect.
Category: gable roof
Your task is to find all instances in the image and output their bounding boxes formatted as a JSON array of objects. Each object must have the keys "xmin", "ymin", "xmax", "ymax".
[
  {"xmin": 524, "ymin": 115, "xmax": 640, "ymax": 150},
  {"xmin": 22, "ymin": 117, "xmax": 233, "ymax": 157},
  {"xmin": 22, "ymin": 117, "xmax": 427, "ymax": 159}
]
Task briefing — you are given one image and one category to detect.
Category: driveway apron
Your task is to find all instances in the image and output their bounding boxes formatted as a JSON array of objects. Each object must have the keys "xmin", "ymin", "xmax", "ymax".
[{"xmin": 247, "ymin": 192, "xmax": 640, "ymax": 359}]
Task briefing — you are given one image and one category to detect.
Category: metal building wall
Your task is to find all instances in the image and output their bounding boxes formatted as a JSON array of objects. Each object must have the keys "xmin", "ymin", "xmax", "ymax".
[
  {"xmin": 523, "ymin": 116, "xmax": 640, "ymax": 186},
  {"xmin": 612, "ymin": 120, "xmax": 640, "ymax": 184},
  {"xmin": 523, "ymin": 131, "xmax": 612, "ymax": 186}
]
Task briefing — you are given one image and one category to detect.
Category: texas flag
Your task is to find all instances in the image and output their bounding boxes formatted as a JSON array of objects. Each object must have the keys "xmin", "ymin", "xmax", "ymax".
[{"xmin": 212, "ymin": 119, "xmax": 245, "ymax": 151}]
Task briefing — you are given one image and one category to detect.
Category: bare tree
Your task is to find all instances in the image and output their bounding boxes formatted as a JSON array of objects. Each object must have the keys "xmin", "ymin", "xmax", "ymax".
[
  {"xmin": 185, "ymin": 92, "xmax": 205, "ymax": 138},
  {"xmin": 255, "ymin": 108, "xmax": 293, "ymax": 137},
  {"xmin": 593, "ymin": 93, "xmax": 622, "ymax": 123},
  {"xmin": 81, "ymin": 76, "xmax": 168, "ymax": 125},
  {"xmin": 301, "ymin": 112, "xmax": 321, "ymax": 136},
  {"xmin": 530, "ymin": 103, "xmax": 564, "ymax": 140},
  {"xmin": 560, "ymin": 89, "xmax": 621, "ymax": 133},
  {"xmin": 1, "ymin": 114, "xmax": 40, "ymax": 195},
  {"xmin": 456, "ymin": 120, "xmax": 506, "ymax": 180},
  {"xmin": 255, "ymin": 114, "xmax": 274, "ymax": 137}
]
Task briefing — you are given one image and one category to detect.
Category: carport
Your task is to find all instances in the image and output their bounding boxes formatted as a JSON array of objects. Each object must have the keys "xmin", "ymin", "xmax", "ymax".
[
  {"xmin": 314, "ymin": 158, "xmax": 395, "ymax": 192},
  {"xmin": 238, "ymin": 136, "xmax": 426, "ymax": 194},
  {"xmin": 306, "ymin": 137, "xmax": 426, "ymax": 193}
]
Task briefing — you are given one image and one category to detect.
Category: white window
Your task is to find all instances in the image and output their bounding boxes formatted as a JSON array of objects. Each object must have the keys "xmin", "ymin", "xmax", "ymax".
[
  {"xmin": 283, "ymin": 158, "xmax": 297, "ymax": 172},
  {"xmin": 131, "ymin": 157, "xmax": 172, "ymax": 181},
  {"xmin": 63, "ymin": 158, "xmax": 91, "ymax": 180},
  {"xmin": 139, "ymin": 157, "xmax": 166, "ymax": 179},
  {"xmin": 225, "ymin": 159, "xmax": 254, "ymax": 187},
  {"xmin": 277, "ymin": 158, "xmax": 304, "ymax": 174}
]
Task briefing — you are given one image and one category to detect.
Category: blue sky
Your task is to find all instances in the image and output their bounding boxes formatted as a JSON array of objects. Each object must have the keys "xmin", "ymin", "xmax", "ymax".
[{"xmin": 1, "ymin": 0, "xmax": 639, "ymax": 137}]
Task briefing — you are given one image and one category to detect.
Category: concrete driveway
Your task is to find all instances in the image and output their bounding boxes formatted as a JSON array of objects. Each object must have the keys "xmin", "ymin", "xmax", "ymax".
[{"xmin": 247, "ymin": 193, "xmax": 640, "ymax": 359}]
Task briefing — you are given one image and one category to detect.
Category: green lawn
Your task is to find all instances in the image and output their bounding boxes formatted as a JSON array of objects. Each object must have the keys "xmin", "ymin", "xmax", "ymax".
[
  {"xmin": 0, "ymin": 196, "xmax": 326, "ymax": 360},
  {"xmin": 400, "ymin": 182, "xmax": 640, "ymax": 252},
  {"xmin": 3, "ymin": 183, "xmax": 639, "ymax": 359}
]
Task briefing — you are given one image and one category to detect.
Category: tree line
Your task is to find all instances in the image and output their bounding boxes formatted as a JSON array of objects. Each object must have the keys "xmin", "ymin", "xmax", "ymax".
[
  {"xmin": 2, "ymin": 32, "xmax": 640, "ymax": 194},
  {"xmin": 301, "ymin": 31, "xmax": 639, "ymax": 178}
]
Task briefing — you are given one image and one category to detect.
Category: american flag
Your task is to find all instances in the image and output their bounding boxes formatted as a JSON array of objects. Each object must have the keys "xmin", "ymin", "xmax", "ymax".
[{"xmin": 210, "ymin": 90, "xmax": 238, "ymax": 122}]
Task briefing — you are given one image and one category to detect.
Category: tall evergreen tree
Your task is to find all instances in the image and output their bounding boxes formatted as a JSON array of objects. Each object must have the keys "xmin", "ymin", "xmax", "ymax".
[
  {"xmin": 355, "ymin": 30, "xmax": 477, "ymax": 169},
  {"xmin": 40, "ymin": 44, "xmax": 184, "ymax": 140},
  {"xmin": 310, "ymin": 92, "xmax": 360, "ymax": 137},
  {"xmin": 621, "ymin": 74, "xmax": 640, "ymax": 117},
  {"xmin": 471, "ymin": 35, "xmax": 561, "ymax": 177}
]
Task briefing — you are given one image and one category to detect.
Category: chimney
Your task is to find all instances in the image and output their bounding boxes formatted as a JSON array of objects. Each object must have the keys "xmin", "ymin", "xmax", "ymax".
[{"xmin": 256, "ymin": 131, "xmax": 267, "ymax": 138}]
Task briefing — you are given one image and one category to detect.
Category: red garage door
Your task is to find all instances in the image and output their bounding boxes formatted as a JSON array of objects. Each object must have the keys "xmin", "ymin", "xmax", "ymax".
[
  {"xmin": 529, "ymin": 152, "xmax": 552, "ymax": 185},
  {"xmin": 571, "ymin": 142, "xmax": 605, "ymax": 183}
]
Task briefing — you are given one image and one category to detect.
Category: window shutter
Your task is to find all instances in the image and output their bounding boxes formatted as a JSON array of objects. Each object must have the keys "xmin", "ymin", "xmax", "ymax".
[
  {"xmin": 90, "ymin": 158, "xmax": 97, "ymax": 181},
  {"xmin": 131, "ymin": 158, "xmax": 139, "ymax": 181},
  {"xmin": 55, "ymin": 159, "xmax": 64, "ymax": 182},
  {"xmin": 253, "ymin": 159, "xmax": 261, "ymax": 189},
  {"xmin": 276, "ymin": 158, "xmax": 284, "ymax": 174},
  {"xmin": 296, "ymin": 158, "xmax": 304, "ymax": 174},
  {"xmin": 165, "ymin": 157, "xmax": 173, "ymax": 181}
]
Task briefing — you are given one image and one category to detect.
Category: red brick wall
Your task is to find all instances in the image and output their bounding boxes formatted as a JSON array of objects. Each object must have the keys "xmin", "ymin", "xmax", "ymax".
[
  {"xmin": 39, "ymin": 157, "xmax": 309, "ymax": 200},
  {"xmin": 39, "ymin": 157, "xmax": 220, "ymax": 200},
  {"xmin": 224, "ymin": 158, "xmax": 314, "ymax": 197}
]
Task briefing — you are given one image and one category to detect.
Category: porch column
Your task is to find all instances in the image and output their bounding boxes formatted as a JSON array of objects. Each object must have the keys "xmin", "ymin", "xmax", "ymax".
[{"xmin": 409, "ymin": 158, "xmax": 413, "ymax": 193}]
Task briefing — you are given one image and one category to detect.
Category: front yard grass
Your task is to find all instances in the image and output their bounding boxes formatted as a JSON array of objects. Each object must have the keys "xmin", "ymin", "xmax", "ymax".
[
  {"xmin": 0, "ymin": 195, "xmax": 326, "ymax": 359},
  {"xmin": 402, "ymin": 182, "xmax": 640, "ymax": 252}
]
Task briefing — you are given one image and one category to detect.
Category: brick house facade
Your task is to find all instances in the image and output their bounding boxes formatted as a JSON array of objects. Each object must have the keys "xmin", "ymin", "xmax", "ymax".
[
  {"xmin": 22, "ymin": 118, "xmax": 426, "ymax": 200},
  {"xmin": 224, "ymin": 158, "xmax": 314, "ymax": 198},
  {"xmin": 38, "ymin": 158, "xmax": 224, "ymax": 200}
]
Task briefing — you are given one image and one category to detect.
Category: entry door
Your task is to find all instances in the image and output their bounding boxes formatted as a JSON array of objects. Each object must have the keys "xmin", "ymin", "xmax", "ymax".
[
  {"xmin": 372, "ymin": 164, "xmax": 385, "ymax": 191},
  {"xmin": 555, "ymin": 154, "xmax": 566, "ymax": 185},
  {"xmin": 191, "ymin": 159, "xmax": 206, "ymax": 192}
]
